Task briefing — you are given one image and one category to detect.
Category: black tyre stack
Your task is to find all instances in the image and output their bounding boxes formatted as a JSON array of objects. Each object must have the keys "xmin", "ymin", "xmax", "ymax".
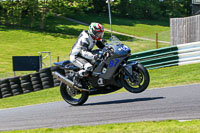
[
  {"xmin": 31, "ymin": 72, "xmax": 43, "ymax": 91},
  {"xmin": 0, "ymin": 88, "xmax": 2, "ymax": 99},
  {"xmin": 39, "ymin": 67, "xmax": 54, "ymax": 89},
  {"xmin": 9, "ymin": 77, "xmax": 23, "ymax": 96},
  {"xmin": 0, "ymin": 80, "xmax": 2, "ymax": 99},
  {"xmin": 0, "ymin": 66, "xmax": 64, "ymax": 99},
  {"xmin": 20, "ymin": 74, "xmax": 33, "ymax": 93},
  {"xmin": 51, "ymin": 66, "xmax": 65, "ymax": 87},
  {"xmin": 0, "ymin": 79, "xmax": 13, "ymax": 98}
]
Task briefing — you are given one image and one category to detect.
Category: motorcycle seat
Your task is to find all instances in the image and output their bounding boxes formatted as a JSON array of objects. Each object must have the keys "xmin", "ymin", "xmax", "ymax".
[
  {"xmin": 65, "ymin": 65, "xmax": 80, "ymax": 71},
  {"xmin": 54, "ymin": 60, "xmax": 80, "ymax": 71},
  {"xmin": 54, "ymin": 60, "xmax": 71, "ymax": 67}
]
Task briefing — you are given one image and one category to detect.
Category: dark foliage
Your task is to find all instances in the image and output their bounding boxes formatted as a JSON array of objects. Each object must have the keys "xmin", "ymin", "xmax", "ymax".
[{"xmin": 0, "ymin": 0, "xmax": 192, "ymax": 29}]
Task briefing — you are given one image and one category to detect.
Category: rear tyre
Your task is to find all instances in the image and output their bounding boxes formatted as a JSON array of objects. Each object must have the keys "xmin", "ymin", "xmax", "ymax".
[
  {"xmin": 121, "ymin": 63, "xmax": 150, "ymax": 93},
  {"xmin": 60, "ymin": 82, "xmax": 88, "ymax": 106}
]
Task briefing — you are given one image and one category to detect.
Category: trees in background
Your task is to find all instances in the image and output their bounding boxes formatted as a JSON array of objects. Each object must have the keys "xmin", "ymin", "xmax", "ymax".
[
  {"xmin": 118, "ymin": 0, "xmax": 191, "ymax": 19},
  {"xmin": 160, "ymin": 0, "xmax": 192, "ymax": 18},
  {"xmin": 0, "ymin": 0, "xmax": 38, "ymax": 27},
  {"xmin": 0, "ymin": 0, "xmax": 192, "ymax": 29},
  {"xmin": 124, "ymin": 0, "xmax": 162, "ymax": 19}
]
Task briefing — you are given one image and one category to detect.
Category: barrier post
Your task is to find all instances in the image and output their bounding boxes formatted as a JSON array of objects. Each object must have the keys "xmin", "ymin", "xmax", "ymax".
[
  {"xmin": 57, "ymin": 56, "xmax": 59, "ymax": 62},
  {"xmin": 156, "ymin": 33, "xmax": 158, "ymax": 49}
]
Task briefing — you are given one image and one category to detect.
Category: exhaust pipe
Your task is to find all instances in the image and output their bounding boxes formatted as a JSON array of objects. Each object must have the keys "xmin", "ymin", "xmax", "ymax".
[{"xmin": 52, "ymin": 71, "xmax": 89, "ymax": 92}]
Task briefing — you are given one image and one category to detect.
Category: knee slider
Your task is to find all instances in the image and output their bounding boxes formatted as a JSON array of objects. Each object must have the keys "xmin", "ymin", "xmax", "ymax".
[{"xmin": 70, "ymin": 56, "xmax": 76, "ymax": 63}]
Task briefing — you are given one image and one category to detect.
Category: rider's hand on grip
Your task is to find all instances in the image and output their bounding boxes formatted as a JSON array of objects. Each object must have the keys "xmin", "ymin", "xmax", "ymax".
[
  {"xmin": 103, "ymin": 51, "xmax": 110, "ymax": 58},
  {"xmin": 102, "ymin": 39, "xmax": 107, "ymax": 44},
  {"xmin": 94, "ymin": 54, "xmax": 102, "ymax": 60}
]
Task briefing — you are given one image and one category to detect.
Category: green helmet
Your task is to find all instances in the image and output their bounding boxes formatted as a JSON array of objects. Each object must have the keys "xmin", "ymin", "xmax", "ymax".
[{"xmin": 88, "ymin": 22, "xmax": 104, "ymax": 41}]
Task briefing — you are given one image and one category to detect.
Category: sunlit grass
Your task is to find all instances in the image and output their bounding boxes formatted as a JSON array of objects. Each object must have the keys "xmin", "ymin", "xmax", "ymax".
[
  {"xmin": 0, "ymin": 29, "xmax": 76, "ymax": 75},
  {"xmin": 2, "ymin": 120, "xmax": 200, "ymax": 133},
  {"xmin": 69, "ymin": 14, "xmax": 170, "ymax": 42}
]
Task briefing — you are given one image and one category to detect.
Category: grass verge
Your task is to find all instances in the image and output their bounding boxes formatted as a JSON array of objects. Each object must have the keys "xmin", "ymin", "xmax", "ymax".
[
  {"xmin": 69, "ymin": 14, "xmax": 170, "ymax": 42},
  {"xmin": 1, "ymin": 120, "xmax": 200, "ymax": 133}
]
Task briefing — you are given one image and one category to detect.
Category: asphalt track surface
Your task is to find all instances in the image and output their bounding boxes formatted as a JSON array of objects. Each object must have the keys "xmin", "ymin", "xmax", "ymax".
[{"xmin": 0, "ymin": 84, "xmax": 200, "ymax": 131}]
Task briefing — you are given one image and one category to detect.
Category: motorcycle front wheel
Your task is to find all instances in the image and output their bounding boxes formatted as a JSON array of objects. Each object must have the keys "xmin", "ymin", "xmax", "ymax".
[
  {"xmin": 60, "ymin": 82, "xmax": 89, "ymax": 106},
  {"xmin": 120, "ymin": 63, "xmax": 150, "ymax": 93}
]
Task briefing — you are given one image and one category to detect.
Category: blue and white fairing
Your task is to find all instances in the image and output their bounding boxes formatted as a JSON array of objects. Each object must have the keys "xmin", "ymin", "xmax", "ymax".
[
  {"xmin": 112, "ymin": 44, "xmax": 131, "ymax": 57},
  {"xmin": 106, "ymin": 36, "xmax": 131, "ymax": 57},
  {"xmin": 92, "ymin": 36, "xmax": 131, "ymax": 81}
]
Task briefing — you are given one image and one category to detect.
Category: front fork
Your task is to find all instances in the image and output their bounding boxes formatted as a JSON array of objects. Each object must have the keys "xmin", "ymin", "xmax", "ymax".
[{"xmin": 121, "ymin": 61, "xmax": 138, "ymax": 82}]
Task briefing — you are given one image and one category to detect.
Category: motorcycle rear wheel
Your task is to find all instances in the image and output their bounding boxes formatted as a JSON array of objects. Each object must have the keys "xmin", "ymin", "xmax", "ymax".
[
  {"xmin": 121, "ymin": 63, "xmax": 150, "ymax": 93},
  {"xmin": 60, "ymin": 82, "xmax": 89, "ymax": 106}
]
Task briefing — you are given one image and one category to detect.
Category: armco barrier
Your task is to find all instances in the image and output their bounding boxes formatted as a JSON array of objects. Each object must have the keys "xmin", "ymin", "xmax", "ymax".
[{"xmin": 128, "ymin": 41, "xmax": 200, "ymax": 70}]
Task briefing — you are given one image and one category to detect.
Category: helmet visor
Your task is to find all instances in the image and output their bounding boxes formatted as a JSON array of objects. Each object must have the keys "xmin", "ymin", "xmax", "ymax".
[{"xmin": 96, "ymin": 32, "xmax": 104, "ymax": 39}]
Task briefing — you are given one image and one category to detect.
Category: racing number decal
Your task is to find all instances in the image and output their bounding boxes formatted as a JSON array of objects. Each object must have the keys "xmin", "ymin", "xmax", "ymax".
[{"xmin": 109, "ymin": 58, "xmax": 120, "ymax": 67}]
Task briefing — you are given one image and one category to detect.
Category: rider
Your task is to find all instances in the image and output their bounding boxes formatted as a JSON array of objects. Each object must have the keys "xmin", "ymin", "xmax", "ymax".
[{"xmin": 69, "ymin": 22, "xmax": 106, "ymax": 87}]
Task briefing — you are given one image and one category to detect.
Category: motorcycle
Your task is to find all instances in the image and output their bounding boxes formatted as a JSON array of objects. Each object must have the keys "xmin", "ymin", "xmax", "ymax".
[{"xmin": 52, "ymin": 36, "xmax": 150, "ymax": 106}]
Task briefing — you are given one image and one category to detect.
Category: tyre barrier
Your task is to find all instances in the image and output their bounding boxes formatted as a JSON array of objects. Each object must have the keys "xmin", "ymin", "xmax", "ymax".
[
  {"xmin": 0, "ymin": 66, "xmax": 64, "ymax": 99},
  {"xmin": 0, "ymin": 79, "xmax": 13, "ymax": 98},
  {"xmin": 9, "ymin": 76, "xmax": 23, "ymax": 95},
  {"xmin": 20, "ymin": 74, "xmax": 33, "ymax": 93},
  {"xmin": 39, "ymin": 67, "xmax": 54, "ymax": 89},
  {"xmin": 31, "ymin": 72, "xmax": 43, "ymax": 91},
  {"xmin": 0, "ymin": 90, "xmax": 2, "ymax": 98}
]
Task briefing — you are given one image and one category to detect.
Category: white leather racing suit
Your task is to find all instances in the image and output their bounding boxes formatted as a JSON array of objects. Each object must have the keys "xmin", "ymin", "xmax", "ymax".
[{"xmin": 70, "ymin": 30, "xmax": 105, "ymax": 76}]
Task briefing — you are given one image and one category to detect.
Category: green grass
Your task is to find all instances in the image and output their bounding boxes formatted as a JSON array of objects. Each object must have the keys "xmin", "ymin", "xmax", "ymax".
[
  {"xmin": 69, "ymin": 14, "xmax": 170, "ymax": 42},
  {"xmin": 2, "ymin": 120, "xmax": 200, "ymax": 133},
  {"xmin": 0, "ymin": 16, "xmax": 87, "ymax": 76},
  {"xmin": 123, "ymin": 39, "xmax": 169, "ymax": 53},
  {"xmin": 0, "ymin": 87, "xmax": 61, "ymax": 109},
  {"xmin": 148, "ymin": 63, "xmax": 200, "ymax": 88}
]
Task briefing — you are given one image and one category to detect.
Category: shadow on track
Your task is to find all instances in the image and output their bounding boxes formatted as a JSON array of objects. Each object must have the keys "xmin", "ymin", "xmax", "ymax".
[{"xmin": 84, "ymin": 97, "xmax": 165, "ymax": 106}]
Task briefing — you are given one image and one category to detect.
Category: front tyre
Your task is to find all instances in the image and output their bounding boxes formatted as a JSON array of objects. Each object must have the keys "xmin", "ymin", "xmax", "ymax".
[
  {"xmin": 60, "ymin": 82, "xmax": 89, "ymax": 106},
  {"xmin": 121, "ymin": 63, "xmax": 150, "ymax": 93}
]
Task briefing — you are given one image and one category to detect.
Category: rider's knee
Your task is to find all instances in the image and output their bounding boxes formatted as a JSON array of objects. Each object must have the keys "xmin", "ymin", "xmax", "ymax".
[{"xmin": 70, "ymin": 55, "xmax": 76, "ymax": 63}]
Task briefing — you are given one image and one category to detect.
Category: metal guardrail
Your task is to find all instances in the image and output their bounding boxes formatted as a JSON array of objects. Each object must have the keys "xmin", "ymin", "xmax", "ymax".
[{"xmin": 128, "ymin": 41, "xmax": 200, "ymax": 70}]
